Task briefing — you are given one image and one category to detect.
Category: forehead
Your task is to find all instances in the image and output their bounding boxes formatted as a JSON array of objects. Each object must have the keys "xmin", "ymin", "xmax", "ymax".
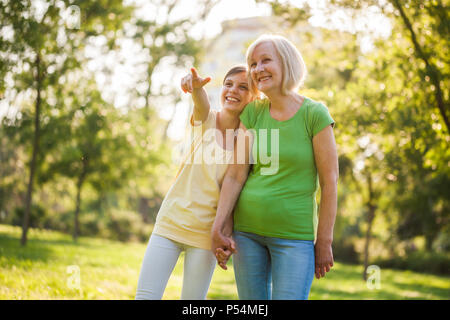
[
  {"xmin": 251, "ymin": 41, "xmax": 277, "ymax": 59},
  {"xmin": 224, "ymin": 71, "xmax": 248, "ymax": 83}
]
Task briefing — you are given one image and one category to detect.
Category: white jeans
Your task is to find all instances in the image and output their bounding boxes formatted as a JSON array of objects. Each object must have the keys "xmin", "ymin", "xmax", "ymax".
[{"xmin": 135, "ymin": 234, "xmax": 216, "ymax": 300}]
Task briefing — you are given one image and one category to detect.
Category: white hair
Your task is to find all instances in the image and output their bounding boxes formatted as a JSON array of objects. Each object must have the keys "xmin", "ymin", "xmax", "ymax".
[{"xmin": 246, "ymin": 34, "xmax": 307, "ymax": 95}]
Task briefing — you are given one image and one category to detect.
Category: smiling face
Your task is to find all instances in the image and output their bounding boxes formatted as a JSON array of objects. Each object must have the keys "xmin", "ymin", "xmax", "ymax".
[
  {"xmin": 249, "ymin": 41, "xmax": 283, "ymax": 95},
  {"xmin": 220, "ymin": 71, "xmax": 253, "ymax": 114}
]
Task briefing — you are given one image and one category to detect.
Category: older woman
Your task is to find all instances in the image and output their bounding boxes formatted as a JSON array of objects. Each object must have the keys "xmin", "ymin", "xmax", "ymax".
[{"xmin": 211, "ymin": 34, "xmax": 338, "ymax": 300}]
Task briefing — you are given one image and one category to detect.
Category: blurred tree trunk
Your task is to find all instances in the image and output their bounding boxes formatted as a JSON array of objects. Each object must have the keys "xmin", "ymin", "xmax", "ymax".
[
  {"xmin": 161, "ymin": 97, "xmax": 178, "ymax": 144},
  {"xmin": 73, "ymin": 156, "xmax": 88, "ymax": 242},
  {"xmin": 363, "ymin": 172, "xmax": 377, "ymax": 281},
  {"xmin": 21, "ymin": 53, "xmax": 42, "ymax": 247}
]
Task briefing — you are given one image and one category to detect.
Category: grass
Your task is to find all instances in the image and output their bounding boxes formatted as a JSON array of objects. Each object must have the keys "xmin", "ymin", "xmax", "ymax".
[{"xmin": 0, "ymin": 224, "xmax": 449, "ymax": 300}]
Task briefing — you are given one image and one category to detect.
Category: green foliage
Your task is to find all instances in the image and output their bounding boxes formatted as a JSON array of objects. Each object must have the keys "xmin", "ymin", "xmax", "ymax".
[
  {"xmin": 333, "ymin": 238, "xmax": 360, "ymax": 264},
  {"xmin": 374, "ymin": 251, "xmax": 450, "ymax": 276},
  {"xmin": 106, "ymin": 209, "xmax": 153, "ymax": 243},
  {"xmin": 0, "ymin": 0, "xmax": 201, "ymax": 243},
  {"xmin": 10, "ymin": 205, "xmax": 47, "ymax": 229}
]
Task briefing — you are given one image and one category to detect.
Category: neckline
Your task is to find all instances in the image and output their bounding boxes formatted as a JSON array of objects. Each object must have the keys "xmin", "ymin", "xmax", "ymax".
[
  {"xmin": 267, "ymin": 96, "xmax": 308, "ymax": 123},
  {"xmin": 215, "ymin": 111, "xmax": 239, "ymax": 152}
]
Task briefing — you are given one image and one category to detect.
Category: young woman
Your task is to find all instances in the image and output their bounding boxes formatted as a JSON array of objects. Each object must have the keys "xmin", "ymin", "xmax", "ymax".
[
  {"xmin": 211, "ymin": 34, "xmax": 338, "ymax": 300},
  {"xmin": 135, "ymin": 66, "xmax": 254, "ymax": 300}
]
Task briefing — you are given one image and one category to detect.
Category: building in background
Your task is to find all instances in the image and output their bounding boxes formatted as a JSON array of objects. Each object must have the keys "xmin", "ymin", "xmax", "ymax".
[
  {"xmin": 199, "ymin": 16, "xmax": 320, "ymax": 110},
  {"xmin": 200, "ymin": 16, "xmax": 278, "ymax": 109}
]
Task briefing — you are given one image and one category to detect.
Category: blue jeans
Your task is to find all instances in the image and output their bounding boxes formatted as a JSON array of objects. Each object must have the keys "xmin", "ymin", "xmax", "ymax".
[{"xmin": 232, "ymin": 231, "xmax": 315, "ymax": 300}]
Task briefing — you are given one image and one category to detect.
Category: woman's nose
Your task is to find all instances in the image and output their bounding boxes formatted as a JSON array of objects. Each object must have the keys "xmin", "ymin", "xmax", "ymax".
[
  {"xmin": 255, "ymin": 61, "xmax": 264, "ymax": 73},
  {"xmin": 229, "ymin": 86, "xmax": 238, "ymax": 94}
]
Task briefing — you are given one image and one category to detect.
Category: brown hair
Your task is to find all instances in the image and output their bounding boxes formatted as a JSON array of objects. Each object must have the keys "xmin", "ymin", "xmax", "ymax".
[{"xmin": 222, "ymin": 65, "xmax": 247, "ymax": 83}]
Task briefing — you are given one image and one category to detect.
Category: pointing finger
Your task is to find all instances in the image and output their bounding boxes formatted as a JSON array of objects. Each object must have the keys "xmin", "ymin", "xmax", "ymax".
[
  {"xmin": 191, "ymin": 67, "xmax": 198, "ymax": 79},
  {"xmin": 200, "ymin": 77, "xmax": 211, "ymax": 87}
]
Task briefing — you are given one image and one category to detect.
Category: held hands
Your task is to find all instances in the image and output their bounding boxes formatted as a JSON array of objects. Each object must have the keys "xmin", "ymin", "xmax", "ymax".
[
  {"xmin": 211, "ymin": 229, "xmax": 236, "ymax": 270},
  {"xmin": 180, "ymin": 67, "xmax": 211, "ymax": 94}
]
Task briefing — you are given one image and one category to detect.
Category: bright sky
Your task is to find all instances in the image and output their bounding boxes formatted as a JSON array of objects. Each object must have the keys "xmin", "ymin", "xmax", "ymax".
[
  {"xmin": 131, "ymin": 0, "xmax": 391, "ymax": 40},
  {"xmin": 131, "ymin": 0, "xmax": 392, "ymax": 140},
  {"xmin": 1, "ymin": 0, "xmax": 392, "ymax": 141}
]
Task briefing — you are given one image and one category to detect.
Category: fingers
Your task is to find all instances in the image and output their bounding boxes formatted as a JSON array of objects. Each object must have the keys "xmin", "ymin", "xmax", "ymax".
[
  {"xmin": 211, "ymin": 232, "xmax": 236, "ymax": 270},
  {"xmin": 182, "ymin": 68, "xmax": 210, "ymax": 90},
  {"xmin": 190, "ymin": 67, "xmax": 198, "ymax": 79},
  {"xmin": 315, "ymin": 262, "xmax": 333, "ymax": 279},
  {"xmin": 215, "ymin": 248, "xmax": 232, "ymax": 263},
  {"xmin": 314, "ymin": 243, "xmax": 334, "ymax": 279},
  {"xmin": 216, "ymin": 248, "xmax": 231, "ymax": 260},
  {"xmin": 181, "ymin": 75, "xmax": 194, "ymax": 93},
  {"xmin": 215, "ymin": 247, "xmax": 233, "ymax": 270},
  {"xmin": 200, "ymin": 77, "xmax": 211, "ymax": 87},
  {"xmin": 229, "ymin": 237, "xmax": 237, "ymax": 253},
  {"xmin": 315, "ymin": 267, "xmax": 321, "ymax": 279},
  {"xmin": 315, "ymin": 266, "xmax": 325, "ymax": 279},
  {"xmin": 180, "ymin": 77, "xmax": 186, "ymax": 93},
  {"xmin": 180, "ymin": 75, "xmax": 190, "ymax": 93}
]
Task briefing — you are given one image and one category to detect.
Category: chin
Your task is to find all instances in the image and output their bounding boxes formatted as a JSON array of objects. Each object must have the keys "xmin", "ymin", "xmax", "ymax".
[
  {"xmin": 257, "ymin": 83, "xmax": 271, "ymax": 91},
  {"xmin": 223, "ymin": 103, "xmax": 244, "ymax": 113}
]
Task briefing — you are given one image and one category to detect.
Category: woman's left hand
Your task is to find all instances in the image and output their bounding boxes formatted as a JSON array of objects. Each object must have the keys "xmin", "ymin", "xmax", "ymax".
[
  {"xmin": 314, "ymin": 239, "xmax": 334, "ymax": 279},
  {"xmin": 211, "ymin": 229, "xmax": 236, "ymax": 270},
  {"xmin": 215, "ymin": 246, "xmax": 234, "ymax": 270}
]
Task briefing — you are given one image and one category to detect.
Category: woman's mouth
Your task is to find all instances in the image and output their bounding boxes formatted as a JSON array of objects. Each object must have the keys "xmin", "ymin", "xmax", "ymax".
[
  {"xmin": 225, "ymin": 96, "xmax": 240, "ymax": 102},
  {"xmin": 258, "ymin": 76, "xmax": 271, "ymax": 83}
]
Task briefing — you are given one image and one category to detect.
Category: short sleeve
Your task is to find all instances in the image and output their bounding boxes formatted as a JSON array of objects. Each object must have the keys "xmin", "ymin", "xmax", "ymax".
[
  {"xmin": 240, "ymin": 99, "xmax": 268, "ymax": 129},
  {"xmin": 239, "ymin": 101, "xmax": 255, "ymax": 129},
  {"xmin": 190, "ymin": 109, "xmax": 216, "ymax": 130},
  {"xmin": 310, "ymin": 102, "xmax": 335, "ymax": 137},
  {"xmin": 188, "ymin": 109, "xmax": 217, "ymax": 145}
]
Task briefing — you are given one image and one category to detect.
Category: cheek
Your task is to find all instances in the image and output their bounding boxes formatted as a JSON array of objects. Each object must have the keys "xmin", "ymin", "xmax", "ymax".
[
  {"xmin": 220, "ymin": 88, "xmax": 227, "ymax": 99},
  {"xmin": 241, "ymin": 92, "xmax": 252, "ymax": 104},
  {"xmin": 273, "ymin": 62, "xmax": 283, "ymax": 76}
]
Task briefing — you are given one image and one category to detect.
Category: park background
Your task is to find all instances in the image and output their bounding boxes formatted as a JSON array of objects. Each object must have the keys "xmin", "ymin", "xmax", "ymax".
[{"xmin": 0, "ymin": 0, "xmax": 449, "ymax": 299}]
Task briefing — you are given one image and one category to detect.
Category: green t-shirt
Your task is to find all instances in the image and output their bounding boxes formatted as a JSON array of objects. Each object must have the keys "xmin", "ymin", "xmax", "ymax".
[{"xmin": 234, "ymin": 97, "xmax": 335, "ymax": 240}]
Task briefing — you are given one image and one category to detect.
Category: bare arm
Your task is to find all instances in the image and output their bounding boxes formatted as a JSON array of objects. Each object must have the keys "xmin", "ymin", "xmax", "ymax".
[
  {"xmin": 191, "ymin": 87, "xmax": 210, "ymax": 123},
  {"xmin": 212, "ymin": 122, "xmax": 253, "ymax": 268},
  {"xmin": 181, "ymin": 68, "xmax": 211, "ymax": 123},
  {"xmin": 312, "ymin": 124, "xmax": 339, "ymax": 279}
]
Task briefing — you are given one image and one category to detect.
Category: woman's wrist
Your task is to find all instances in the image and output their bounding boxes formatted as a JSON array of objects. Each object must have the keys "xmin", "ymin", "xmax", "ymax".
[
  {"xmin": 316, "ymin": 235, "xmax": 333, "ymax": 245},
  {"xmin": 211, "ymin": 220, "xmax": 224, "ymax": 235}
]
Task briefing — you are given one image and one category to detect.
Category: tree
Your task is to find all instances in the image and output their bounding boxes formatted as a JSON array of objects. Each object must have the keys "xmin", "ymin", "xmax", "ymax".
[
  {"xmin": 328, "ymin": 0, "xmax": 449, "ymax": 132},
  {"xmin": 130, "ymin": 0, "xmax": 218, "ymax": 129},
  {"xmin": 0, "ymin": 0, "xmax": 133, "ymax": 245},
  {"xmin": 39, "ymin": 80, "xmax": 135, "ymax": 241},
  {"xmin": 118, "ymin": 0, "xmax": 219, "ymax": 218},
  {"xmin": 261, "ymin": 0, "xmax": 449, "ymax": 271}
]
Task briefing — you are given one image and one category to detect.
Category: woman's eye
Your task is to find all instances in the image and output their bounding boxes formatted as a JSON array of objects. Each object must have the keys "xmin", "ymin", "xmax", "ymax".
[{"xmin": 240, "ymin": 86, "xmax": 248, "ymax": 90}]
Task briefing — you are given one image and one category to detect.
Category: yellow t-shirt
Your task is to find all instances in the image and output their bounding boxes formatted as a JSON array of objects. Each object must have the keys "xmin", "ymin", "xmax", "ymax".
[{"xmin": 153, "ymin": 110, "xmax": 233, "ymax": 250}]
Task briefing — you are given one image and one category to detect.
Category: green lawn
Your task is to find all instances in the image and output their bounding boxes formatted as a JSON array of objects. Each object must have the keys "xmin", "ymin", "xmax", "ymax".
[{"xmin": 0, "ymin": 224, "xmax": 448, "ymax": 300}]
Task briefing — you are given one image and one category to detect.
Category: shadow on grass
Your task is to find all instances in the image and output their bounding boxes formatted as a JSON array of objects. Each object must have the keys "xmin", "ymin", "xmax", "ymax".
[
  {"xmin": 0, "ymin": 230, "xmax": 88, "ymax": 265},
  {"xmin": 310, "ymin": 262, "xmax": 450, "ymax": 300}
]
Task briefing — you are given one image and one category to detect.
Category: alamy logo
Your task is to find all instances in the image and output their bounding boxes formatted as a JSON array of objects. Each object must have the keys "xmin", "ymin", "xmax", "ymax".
[
  {"xmin": 366, "ymin": 265, "xmax": 381, "ymax": 290},
  {"xmin": 173, "ymin": 123, "xmax": 280, "ymax": 175},
  {"xmin": 66, "ymin": 265, "xmax": 81, "ymax": 291}
]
